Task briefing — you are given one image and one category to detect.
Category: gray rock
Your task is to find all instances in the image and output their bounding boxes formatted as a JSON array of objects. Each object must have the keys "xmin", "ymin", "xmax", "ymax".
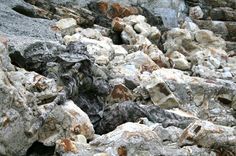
[{"xmin": 0, "ymin": 1, "xmax": 59, "ymax": 41}]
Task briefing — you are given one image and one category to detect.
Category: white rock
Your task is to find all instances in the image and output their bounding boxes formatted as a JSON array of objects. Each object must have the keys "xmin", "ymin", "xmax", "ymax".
[
  {"xmin": 54, "ymin": 18, "xmax": 77, "ymax": 35},
  {"xmin": 112, "ymin": 45, "xmax": 128, "ymax": 56},
  {"xmin": 167, "ymin": 51, "xmax": 190, "ymax": 70},
  {"xmin": 96, "ymin": 55, "xmax": 109, "ymax": 65},
  {"xmin": 189, "ymin": 6, "xmax": 204, "ymax": 19},
  {"xmin": 38, "ymin": 100, "xmax": 95, "ymax": 145},
  {"xmin": 90, "ymin": 122, "xmax": 163, "ymax": 156},
  {"xmin": 125, "ymin": 51, "xmax": 158, "ymax": 70}
]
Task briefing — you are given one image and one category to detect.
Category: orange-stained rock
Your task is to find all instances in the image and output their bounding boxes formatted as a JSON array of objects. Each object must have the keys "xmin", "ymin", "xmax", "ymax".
[
  {"xmin": 60, "ymin": 139, "xmax": 78, "ymax": 153},
  {"xmin": 97, "ymin": 1, "xmax": 109, "ymax": 14},
  {"xmin": 112, "ymin": 17, "xmax": 125, "ymax": 32},
  {"xmin": 108, "ymin": 84, "xmax": 133, "ymax": 103}
]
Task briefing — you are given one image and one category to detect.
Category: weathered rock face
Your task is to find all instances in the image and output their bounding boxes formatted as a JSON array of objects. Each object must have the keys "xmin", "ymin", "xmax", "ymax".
[
  {"xmin": 91, "ymin": 122, "xmax": 164, "ymax": 155},
  {"xmin": 186, "ymin": 0, "xmax": 236, "ymax": 50},
  {"xmin": 0, "ymin": 0, "xmax": 235, "ymax": 156},
  {"xmin": 0, "ymin": 42, "xmax": 94, "ymax": 155}
]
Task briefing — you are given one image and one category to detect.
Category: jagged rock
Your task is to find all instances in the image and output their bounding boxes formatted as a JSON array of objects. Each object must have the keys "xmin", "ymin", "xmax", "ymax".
[
  {"xmin": 181, "ymin": 19, "xmax": 200, "ymax": 32},
  {"xmin": 167, "ymin": 51, "xmax": 190, "ymax": 70},
  {"xmin": 210, "ymin": 7, "xmax": 236, "ymax": 21},
  {"xmin": 91, "ymin": 122, "xmax": 164, "ymax": 155},
  {"xmin": 0, "ymin": 40, "xmax": 96, "ymax": 155},
  {"xmin": 95, "ymin": 101, "xmax": 196, "ymax": 134},
  {"xmin": 140, "ymin": 72, "xmax": 180, "ymax": 109},
  {"xmin": 38, "ymin": 100, "xmax": 95, "ymax": 145},
  {"xmin": 112, "ymin": 15, "xmax": 161, "ymax": 45},
  {"xmin": 141, "ymin": 68, "xmax": 236, "ymax": 127},
  {"xmin": 1, "ymin": 1, "xmax": 236, "ymax": 155},
  {"xmin": 163, "ymin": 27, "xmax": 232, "ymax": 80},
  {"xmin": 195, "ymin": 29, "xmax": 225, "ymax": 46},
  {"xmin": 53, "ymin": 18, "xmax": 77, "ymax": 36},
  {"xmin": 189, "ymin": 6, "xmax": 204, "ymax": 19},
  {"xmin": 63, "ymin": 28, "xmax": 116, "ymax": 65},
  {"xmin": 194, "ymin": 20, "xmax": 236, "ymax": 41},
  {"xmin": 55, "ymin": 138, "xmax": 95, "ymax": 156},
  {"xmin": 0, "ymin": 42, "xmax": 55, "ymax": 155},
  {"xmin": 107, "ymin": 84, "xmax": 133, "ymax": 104},
  {"xmin": 179, "ymin": 120, "xmax": 236, "ymax": 155}
]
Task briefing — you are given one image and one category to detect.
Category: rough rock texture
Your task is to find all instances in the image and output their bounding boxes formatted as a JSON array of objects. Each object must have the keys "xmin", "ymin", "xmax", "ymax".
[
  {"xmin": 0, "ymin": 42, "xmax": 94, "ymax": 155},
  {"xmin": 0, "ymin": 0, "xmax": 235, "ymax": 156}
]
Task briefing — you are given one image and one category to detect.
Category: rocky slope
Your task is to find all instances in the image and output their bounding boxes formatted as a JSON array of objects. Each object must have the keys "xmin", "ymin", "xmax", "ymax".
[{"xmin": 0, "ymin": 0, "xmax": 235, "ymax": 156}]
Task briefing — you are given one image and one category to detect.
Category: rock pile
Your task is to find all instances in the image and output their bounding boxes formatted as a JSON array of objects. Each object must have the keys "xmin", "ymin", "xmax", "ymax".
[{"xmin": 0, "ymin": 0, "xmax": 235, "ymax": 156}]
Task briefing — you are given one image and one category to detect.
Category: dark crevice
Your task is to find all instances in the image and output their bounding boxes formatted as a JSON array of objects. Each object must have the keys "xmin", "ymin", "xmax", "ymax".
[
  {"xmin": 194, "ymin": 125, "xmax": 201, "ymax": 134},
  {"xmin": 12, "ymin": 5, "xmax": 38, "ymax": 18},
  {"xmin": 218, "ymin": 97, "xmax": 232, "ymax": 105},
  {"xmin": 9, "ymin": 51, "xmax": 26, "ymax": 68},
  {"xmin": 26, "ymin": 141, "xmax": 55, "ymax": 156},
  {"xmin": 111, "ymin": 31, "xmax": 124, "ymax": 45}
]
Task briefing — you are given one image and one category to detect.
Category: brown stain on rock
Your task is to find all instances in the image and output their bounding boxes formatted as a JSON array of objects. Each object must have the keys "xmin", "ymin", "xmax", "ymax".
[
  {"xmin": 118, "ymin": 146, "xmax": 127, "ymax": 156},
  {"xmin": 71, "ymin": 123, "xmax": 91, "ymax": 138},
  {"xmin": 98, "ymin": 1, "xmax": 109, "ymax": 14},
  {"xmin": 60, "ymin": 138, "xmax": 77, "ymax": 153},
  {"xmin": 111, "ymin": 84, "xmax": 132, "ymax": 101}
]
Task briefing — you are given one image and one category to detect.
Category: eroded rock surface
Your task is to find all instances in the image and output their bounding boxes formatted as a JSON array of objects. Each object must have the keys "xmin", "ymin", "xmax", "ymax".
[{"xmin": 0, "ymin": 0, "xmax": 235, "ymax": 156}]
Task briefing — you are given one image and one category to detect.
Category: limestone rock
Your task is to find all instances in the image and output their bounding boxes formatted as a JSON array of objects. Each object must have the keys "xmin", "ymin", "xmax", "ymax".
[
  {"xmin": 112, "ymin": 15, "xmax": 161, "ymax": 45},
  {"xmin": 145, "ymin": 68, "xmax": 236, "ymax": 127},
  {"xmin": 90, "ymin": 122, "xmax": 163, "ymax": 156},
  {"xmin": 189, "ymin": 6, "xmax": 204, "ymax": 19},
  {"xmin": 38, "ymin": 100, "xmax": 95, "ymax": 145},
  {"xmin": 140, "ymin": 70, "xmax": 180, "ymax": 109},
  {"xmin": 54, "ymin": 18, "xmax": 77, "ymax": 36},
  {"xmin": 167, "ymin": 51, "xmax": 190, "ymax": 70},
  {"xmin": 180, "ymin": 120, "xmax": 236, "ymax": 155}
]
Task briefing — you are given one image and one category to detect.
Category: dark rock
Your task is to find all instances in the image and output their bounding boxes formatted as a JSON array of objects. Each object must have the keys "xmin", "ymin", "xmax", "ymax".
[
  {"xmin": 210, "ymin": 7, "xmax": 236, "ymax": 21},
  {"xmin": 95, "ymin": 101, "xmax": 194, "ymax": 134}
]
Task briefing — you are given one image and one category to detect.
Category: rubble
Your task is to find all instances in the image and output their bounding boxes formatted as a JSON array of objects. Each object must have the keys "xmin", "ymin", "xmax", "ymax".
[{"xmin": 0, "ymin": 0, "xmax": 235, "ymax": 156}]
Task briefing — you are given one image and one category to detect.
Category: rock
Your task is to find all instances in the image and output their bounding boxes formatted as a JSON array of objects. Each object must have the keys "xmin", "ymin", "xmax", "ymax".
[
  {"xmin": 107, "ymin": 84, "xmax": 133, "ymax": 104},
  {"xmin": 91, "ymin": 122, "xmax": 164, "ymax": 156},
  {"xmin": 0, "ymin": 1, "xmax": 59, "ymax": 41},
  {"xmin": 194, "ymin": 20, "xmax": 236, "ymax": 41},
  {"xmin": 55, "ymin": 138, "xmax": 95, "ymax": 156},
  {"xmin": 189, "ymin": 6, "xmax": 204, "ymax": 19},
  {"xmin": 144, "ymin": 68, "xmax": 236, "ymax": 127},
  {"xmin": 195, "ymin": 29, "xmax": 222, "ymax": 44},
  {"xmin": 112, "ymin": 15, "xmax": 161, "ymax": 45},
  {"xmin": 181, "ymin": 18, "xmax": 200, "ymax": 32},
  {"xmin": 0, "ymin": 41, "xmax": 97, "ymax": 155},
  {"xmin": 38, "ymin": 100, "xmax": 95, "ymax": 145},
  {"xmin": 163, "ymin": 28, "xmax": 193, "ymax": 54},
  {"xmin": 125, "ymin": 51, "xmax": 159, "ymax": 71},
  {"xmin": 210, "ymin": 7, "xmax": 236, "ymax": 21},
  {"xmin": 140, "ymin": 71, "xmax": 180, "ymax": 109},
  {"xmin": 0, "ymin": 43, "xmax": 58, "ymax": 155},
  {"xmin": 95, "ymin": 100, "xmax": 197, "ymax": 134},
  {"xmin": 179, "ymin": 120, "xmax": 236, "ymax": 155},
  {"xmin": 167, "ymin": 51, "xmax": 190, "ymax": 70},
  {"xmin": 154, "ymin": 8, "xmax": 178, "ymax": 29},
  {"xmin": 53, "ymin": 18, "xmax": 77, "ymax": 36},
  {"xmin": 226, "ymin": 41, "xmax": 236, "ymax": 52},
  {"xmin": 225, "ymin": 21, "xmax": 236, "ymax": 41}
]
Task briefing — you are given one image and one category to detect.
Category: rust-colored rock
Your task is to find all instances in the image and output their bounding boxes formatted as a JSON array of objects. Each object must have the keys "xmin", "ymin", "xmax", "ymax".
[
  {"xmin": 112, "ymin": 17, "xmax": 125, "ymax": 32},
  {"xmin": 118, "ymin": 146, "xmax": 127, "ymax": 156},
  {"xmin": 60, "ymin": 139, "xmax": 78, "ymax": 153},
  {"xmin": 97, "ymin": 1, "xmax": 109, "ymax": 14},
  {"xmin": 109, "ymin": 84, "xmax": 133, "ymax": 103}
]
